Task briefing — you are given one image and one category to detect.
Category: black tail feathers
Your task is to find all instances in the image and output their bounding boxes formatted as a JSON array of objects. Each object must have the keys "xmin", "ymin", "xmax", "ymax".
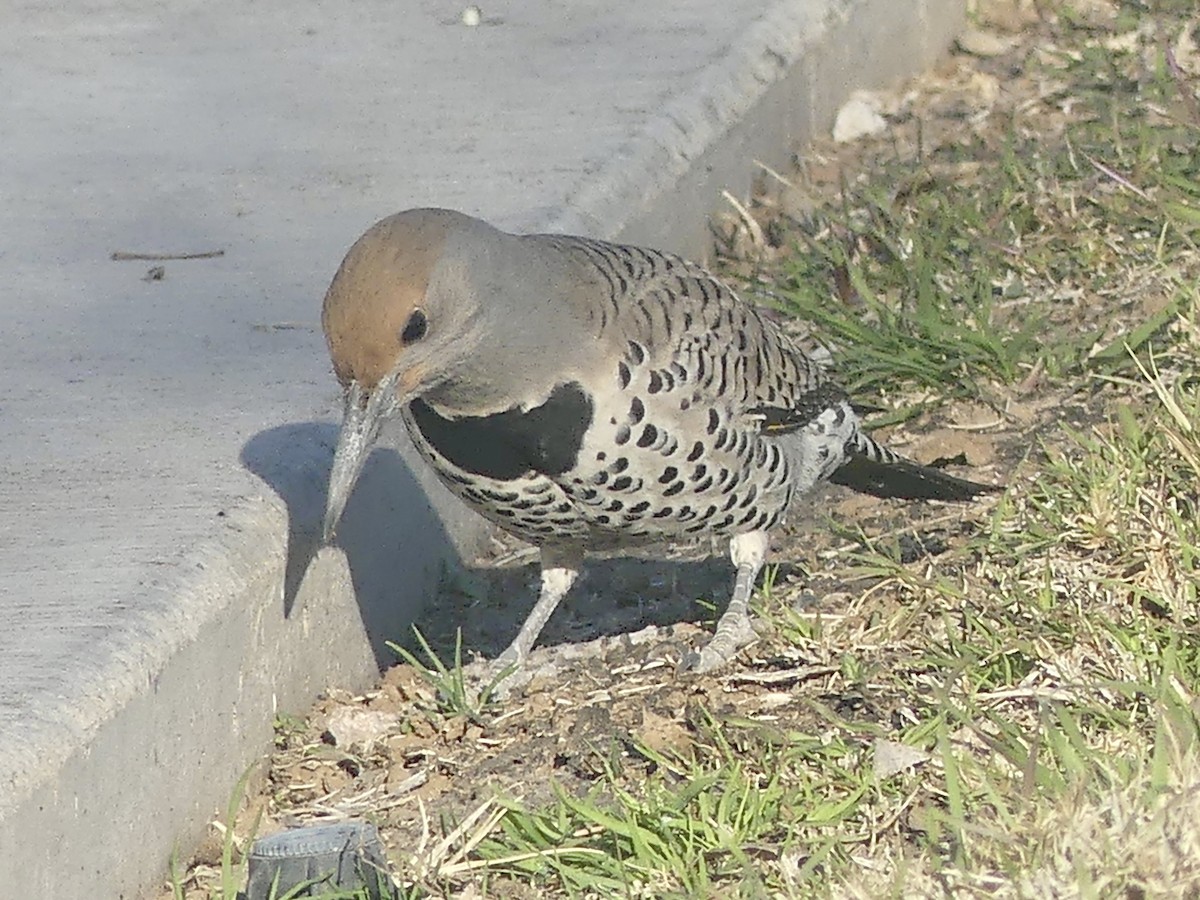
[{"xmin": 830, "ymin": 451, "xmax": 1001, "ymax": 502}]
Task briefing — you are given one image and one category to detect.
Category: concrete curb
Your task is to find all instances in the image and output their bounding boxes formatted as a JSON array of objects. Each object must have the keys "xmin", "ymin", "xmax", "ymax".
[
  {"xmin": 0, "ymin": 2, "xmax": 964, "ymax": 897},
  {"xmin": 550, "ymin": 0, "xmax": 962, "ymax": 250}
]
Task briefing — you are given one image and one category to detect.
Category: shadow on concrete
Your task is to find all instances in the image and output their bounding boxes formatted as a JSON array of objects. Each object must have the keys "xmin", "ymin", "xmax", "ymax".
[{"xmin": 241, "ymin": 422, "xmax": 461, "ymax": 669}]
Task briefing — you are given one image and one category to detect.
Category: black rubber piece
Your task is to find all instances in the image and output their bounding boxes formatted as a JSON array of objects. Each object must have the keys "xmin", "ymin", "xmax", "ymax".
[{"xmin": 243, "ymin": 822, "xmax": 396, "ymax": 899}]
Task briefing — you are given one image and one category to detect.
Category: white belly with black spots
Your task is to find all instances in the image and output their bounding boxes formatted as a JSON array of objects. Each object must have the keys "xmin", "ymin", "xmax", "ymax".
[
  {"xmin": 398, "ymin": 376, "xmax": 838, "ymax": 550},
  {"xmin": 401, "ymin": 405, "xmax": 594, "ymax": 545}
]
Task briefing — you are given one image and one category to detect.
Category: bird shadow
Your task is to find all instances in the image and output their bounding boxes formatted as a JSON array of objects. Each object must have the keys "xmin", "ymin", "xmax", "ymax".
[
  {"xmin": 241, "ymin": 422, "xmax": 461, "ymax": 670},
  {"xmin": 406, "ymin": 551, "xmax": 812, "ymax": 666},
  {"xmin": 241, "ymin": 422, "xmax": 811, "ymax": 674}
]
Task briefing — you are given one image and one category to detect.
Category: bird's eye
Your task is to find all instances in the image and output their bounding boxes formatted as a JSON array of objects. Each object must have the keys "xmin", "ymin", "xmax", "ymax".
[{"xmin": 400, "ymin": 309, "xmax": 428, "ymax": 345}]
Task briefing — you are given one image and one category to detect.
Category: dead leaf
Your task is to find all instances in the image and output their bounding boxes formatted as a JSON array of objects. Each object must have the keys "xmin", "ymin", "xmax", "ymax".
[{"xmin": 873, "ymin": 739, "xmax": 931, "ymax": 779}]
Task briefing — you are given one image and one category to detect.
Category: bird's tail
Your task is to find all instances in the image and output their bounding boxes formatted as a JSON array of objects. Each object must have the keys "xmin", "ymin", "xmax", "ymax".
[{"xmin": 830, "ymin": 431, "xmax": 1000, "ymax": 502}]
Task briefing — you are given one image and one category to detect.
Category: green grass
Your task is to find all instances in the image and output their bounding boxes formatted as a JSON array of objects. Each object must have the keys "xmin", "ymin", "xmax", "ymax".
[
  {"xmin": 445, "ymin": 313, "xmax": 1200, "ymax": 897},
  {"xmin": 766, "ymin": 7, "xmax": 1200, "ymax": 412},
  {"xmin": 388, "ymin": 628, "xmax": 513, "ymax": 722}
]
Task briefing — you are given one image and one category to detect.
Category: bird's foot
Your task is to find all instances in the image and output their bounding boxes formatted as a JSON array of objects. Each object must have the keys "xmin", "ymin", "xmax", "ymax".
[
  {"xmin": 680, "ymin": 614, "xmax": 756, "ymax": 674},
  {"xmin": 469, "ymin": 556, "xmax": 579, "ymax": 702},
  {"xmin": 681, "ymin": 533, "xmax": 767, "ymax": 673}
]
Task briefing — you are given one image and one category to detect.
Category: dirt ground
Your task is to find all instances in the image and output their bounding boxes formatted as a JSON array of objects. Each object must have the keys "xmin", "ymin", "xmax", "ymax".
[{"xmin": 176, "ymin": 435, "xmax": 1013, "ymax": 897}]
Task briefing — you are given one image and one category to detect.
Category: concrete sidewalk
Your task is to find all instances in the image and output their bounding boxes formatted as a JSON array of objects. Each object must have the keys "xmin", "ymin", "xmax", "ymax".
[{"xmin": 0, "ymin": 1, "xmax": 963, "ymax": 896}]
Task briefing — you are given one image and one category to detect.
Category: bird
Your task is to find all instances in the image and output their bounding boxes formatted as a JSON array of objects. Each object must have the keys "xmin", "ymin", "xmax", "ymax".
[{"xmin": 320, "ymin": 208, "xmax": 999, "ymax": 676}]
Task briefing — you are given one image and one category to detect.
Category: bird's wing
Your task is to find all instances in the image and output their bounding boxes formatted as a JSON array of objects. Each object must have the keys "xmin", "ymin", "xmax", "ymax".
[
  {"xmin": 544, "ymin": 235, "xmax": 1001, "ymax": 501},
  {"xmin": 547, "ymin": 234, "xmax": 838, "ymax": 425}
]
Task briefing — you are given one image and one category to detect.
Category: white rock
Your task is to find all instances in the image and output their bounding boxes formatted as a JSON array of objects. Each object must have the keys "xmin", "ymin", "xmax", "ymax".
[
  {"xmin": 956, "ymin": 28, "xmax": 1019, "ymax": 58},
  {"xmin": 832, "ymin": 93, "xmax": 887, "ymax": 143},
  {"xmin": 324, "ymin": 707, "xmax": 396, "ymax": 748}
]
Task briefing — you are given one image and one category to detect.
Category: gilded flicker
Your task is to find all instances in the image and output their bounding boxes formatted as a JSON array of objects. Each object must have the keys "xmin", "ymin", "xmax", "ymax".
[{"xmin": 321, "ymin": 209, "xmax": 998, "ymax": 674}]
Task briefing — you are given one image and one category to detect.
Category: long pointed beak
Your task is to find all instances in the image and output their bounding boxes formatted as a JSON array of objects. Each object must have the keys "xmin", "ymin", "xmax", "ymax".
[{"xmin": 322, "ymin": 380, "xmax": 389, "ymax": 545}]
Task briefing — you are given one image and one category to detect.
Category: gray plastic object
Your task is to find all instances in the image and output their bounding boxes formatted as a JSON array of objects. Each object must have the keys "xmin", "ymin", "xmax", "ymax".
[{"xmin": 243, "ymin": 822, "xmax": 396, "ymax": 899}]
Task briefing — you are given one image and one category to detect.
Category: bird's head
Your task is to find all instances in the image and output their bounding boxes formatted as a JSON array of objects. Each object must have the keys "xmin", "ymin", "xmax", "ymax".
[{"xmin": 320, "ymin": 208, "xmax": 485, "ymax": 544}]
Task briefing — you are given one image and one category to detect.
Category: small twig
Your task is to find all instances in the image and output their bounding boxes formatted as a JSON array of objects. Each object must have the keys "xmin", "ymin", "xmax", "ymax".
[
  {"xmin": 250, "ymin": 322, "xmax": 312, "ymax": 332},
  {"xmin": 441, "ymin": 845, "xmax": 607, "ymax": 877},
  {"xmin": 387, "ymin": 769, "xmax": 429, "ymax": 797},
  {"xmin": 944, "ymin": 416, "xmax": 1007, "ymax": 431},
  {"xmin": 721, "ymin": 190, "xmax": 767, "ymax": 252},
  {"xmin": 609, "ymin": 658, "xmax": 669, "ymax": 677},
  {"xmin": 110, "ymin": 249, "xmax": 225, "ymax": 261},
  {"xmin": 976, "ymin": 686, "xmax": 1078, "ymax": 703},
  {"xmin": 1164, "ymin": 44, "xmax": 1200, "ymax": 128},
  {"xmin": 1084, "ymin": 155, "xmax": 1151, "ymax": 200},
  {"xmin": 723, "ymin": 665, "xmax": 838, "ymax": 687},
  {"xmin": 753, "ymin": 159, "xmax": 796, "ymax": 189}
]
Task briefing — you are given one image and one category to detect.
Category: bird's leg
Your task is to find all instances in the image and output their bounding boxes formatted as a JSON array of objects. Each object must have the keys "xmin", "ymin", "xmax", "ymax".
[
  {"xmin": 684, "ymin": 531, "xmax": 769, "ymax": 673},
  {"xmin": 494, "ymin": 547, "xmax": 581, "ymax": 669}
]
